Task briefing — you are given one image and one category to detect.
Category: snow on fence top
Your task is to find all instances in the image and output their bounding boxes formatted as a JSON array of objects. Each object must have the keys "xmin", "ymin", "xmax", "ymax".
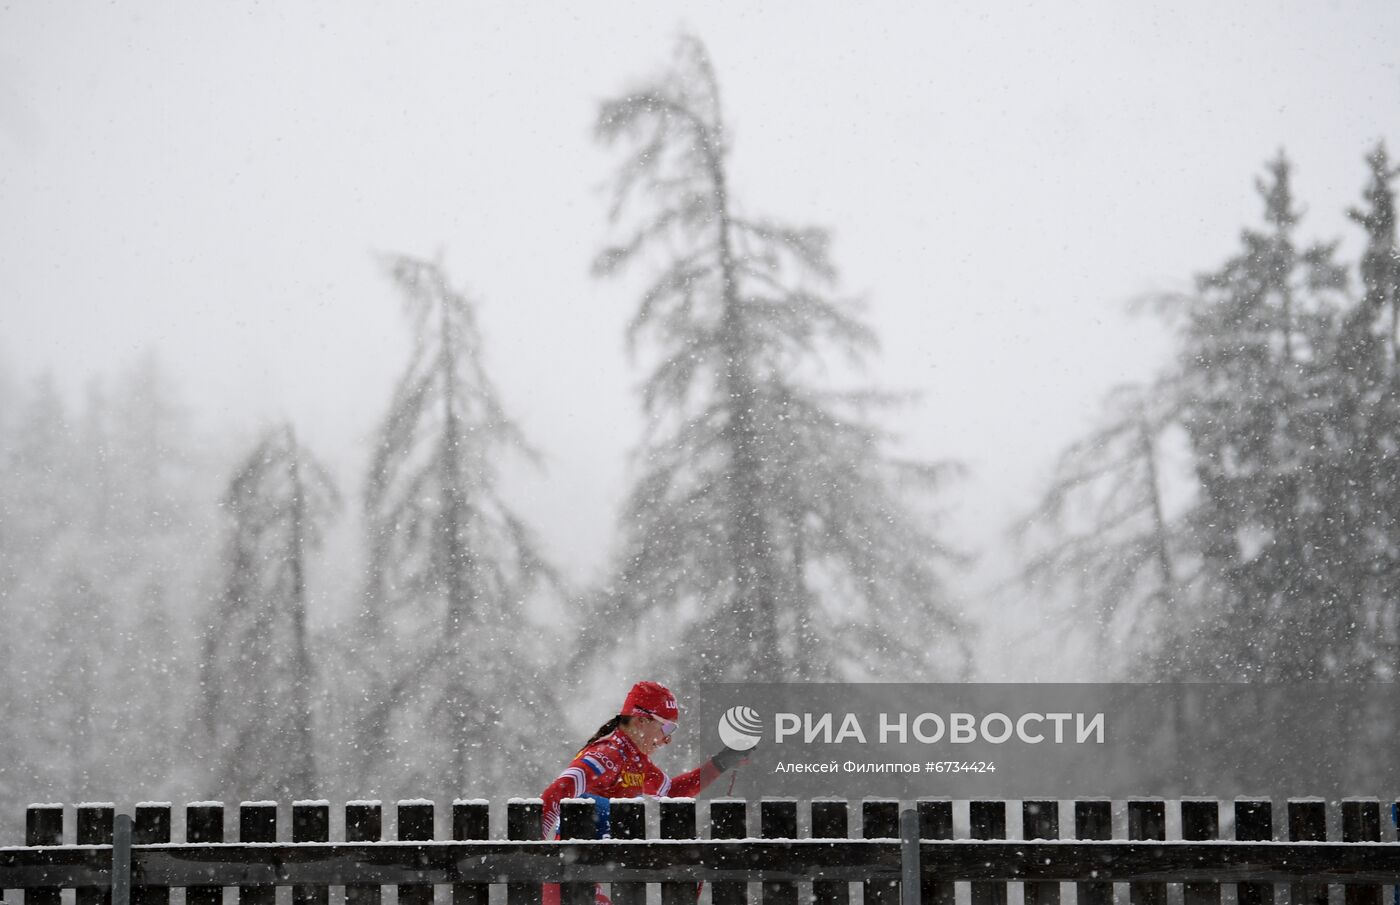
[
  {"xmin": 73, "ymin": 802, "xmax": 116, "ymax": 809},
  {"xmin": 453, "ymin": 799, "xmax": 489, "ymax": 806},
  {"xmin": 345, "ymin": 800, "xmax": 382, "ymax": 807},
  {"xmin": 396, "ymin": 799, "xmax": 434, "ymax": 806},
  {"xmin": 238, "ymin": 801, "xmax": 276, "ymax": 808},
  {"xmin": 8, "ymin": 796, "xmax": 1400, "ymax": 889},
  {"xmin": 293, "ymin": 800, "xmax": 332, "ymax": 807}
]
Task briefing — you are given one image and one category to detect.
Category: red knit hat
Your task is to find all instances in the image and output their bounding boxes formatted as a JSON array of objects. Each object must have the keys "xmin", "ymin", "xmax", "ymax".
[{"xmin": 620, "ymin": 681, "xmax": 679, "ymax": 723}]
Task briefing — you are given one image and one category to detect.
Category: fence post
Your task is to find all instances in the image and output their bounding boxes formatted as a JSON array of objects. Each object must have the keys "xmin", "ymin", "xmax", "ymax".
[
  {"xmin": 77, "ymin": 804, "xmax": 114, "ymax": 905},
  {"xmin": 397, "ymin": 800, "xmax": 434, "ymax": 905},
  {"xmin": 1234, "ymin": 798, "xmax": 1273, "ymax": 905},
  {"xmin": 1181, "ymin": 799, "xmax": 1220, "ymax": 905},
  {"xmin": 134, "ymin": 804, "xmax": 171, "ymax": 905},
  {"xmin": 452, "ymin": 800, "xmax": 490, "ymax": 905},
  {"xmin": 863, "ymin": 799, "xmax": 901, "ymax": 905},
  {"xmin": 293, "ymin": 801, "xmax": 330, "ymax": 905},
  {"xmin": 345, "ymin": 801, "xmax": 382, "ymax": 905},
  {"xmin": 184, "ymin": 803, "xmax": 223, "ymax": 905},
  {"xmin": 560, "ymin": 799, "xmax": 597, "ymax": 905},
  {"xmin": 506, "ymin": 798, "xmax": 543, "ymax": 905},
  {"xmin": 1393, "ymin": 801, "xmax": 1400, "ymax": 905},
  {"xmin": 970, "ymin": 800, "xmax": 1007, "ymax": 905},
  {"xmin": 1023, "ymin": 800, "xmax": 1060, "ymax": 905},
  {"xmin": 1075, "ymin": 800, "xmax": 1113, "ymax": 905},
  {"xmin": 112, "ymin": 814, "xmax": 132, "ymax": 905},
  {"xmin": 811, "ymin": 800, "xmax": 849, "ymax": 905},
  {"xmin": 1128, "ymin": 800, "xmax": 1166, "ymax": 905},
  {"xmin": 1288, "ymin": 799, "xmax": 1327, "ymax": 905},
  {"xmin": 661, "ymin": 799, "xmax": 698, "ymax": 905},
  {"xmin": 709, "ymin": 799, "xmax": 748, "ymax": 905},
  {"xmin": 761, "ymin": 799, "xmax": 799, "ymax": 905},
  {"xmin": 25, "ymin": 804, "xmax": 62, "ymax": 905},
  {"xmin": 611, "ymin": 800, "xmax": 648, "ymax": 905},
  {"xmin": 1344, "ymin": 799, "xmax": 1382, "ymax": 905},
  {"xmin": 900, "ymin": 809, "xmax": 920, "ymax": 905},
  {"xmin": 237, "ymin": 803, "xmax": 275, "ymax": 905},
  {"xmin": 919, "ymin": 799, "xmax": 954, "ymax": 905}
]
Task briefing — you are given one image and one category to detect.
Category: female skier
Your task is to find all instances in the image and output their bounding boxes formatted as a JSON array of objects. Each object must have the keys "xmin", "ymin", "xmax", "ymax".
[{"xmin": 539, "ymin": 680, "xmax": 747, "ymax": 905}]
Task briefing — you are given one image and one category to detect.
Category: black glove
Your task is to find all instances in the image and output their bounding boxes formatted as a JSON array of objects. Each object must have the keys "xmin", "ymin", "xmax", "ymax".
[{"xmin": 710, "ymin": 744, "xmax": 754, "ymax": 772}]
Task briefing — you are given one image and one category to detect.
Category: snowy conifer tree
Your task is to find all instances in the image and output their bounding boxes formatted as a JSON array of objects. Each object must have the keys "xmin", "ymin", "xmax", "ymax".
[
  {"xmin": 586, "ymin": 35, "xmax": 966, "ymax": 685},
  {"xmin": 1023, "ymin": 153, "xmax": 1365, "ymax": 681},
  {"xmin": 1176, "ymin": 153, "xmax": 1350, "ymax": 679},
  {"xmin": 0, "ymin": 376, "xmax": 82, "ymax": 800},
  {"xmin": 1015, "ymin": 381, "xmax": 1195, "ymax": 677},
  {"xmin": 99, "ymin": 357, "xmax": 214, "ymax": 794},
  {"xmin": 1329, "ymin": 144, "xmax": 1400, "ymax": 678},
  {"xmin": 0, "ymin": 359, "xmax": 216, "ymax": 827},
  {"xmin": 351, "ymin": 253, "xmax": 558, "ymax": 795},
  {"xmin": 1345, "ymin": 145, "xmax": 1400, "ymax": 365},
  {"xmin": 202, "ymin": 423, "xmax": 338, "ymax": 798}
]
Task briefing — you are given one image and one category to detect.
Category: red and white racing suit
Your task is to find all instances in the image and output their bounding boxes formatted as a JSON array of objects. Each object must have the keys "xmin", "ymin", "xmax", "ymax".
[
  {"xmin": 540, "ymin": 727, "xmax": 721, "ymax": 838},
  {"xmin": 540, "ymin": 728, "xmax": 722, "ymax": 905}
]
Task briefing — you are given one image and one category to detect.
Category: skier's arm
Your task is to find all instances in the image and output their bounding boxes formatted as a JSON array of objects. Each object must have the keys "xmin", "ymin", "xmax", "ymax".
[
  {"xmin": 661, "ymin": 747, "xmax": 750, "ymax": 798},
  {"xmin": 661, "ymin": 762, "xmax": 719, "ymax": 798},
  {"xmin": 541, "ymin": 751, "xmax": 618, "ymax": 839}
]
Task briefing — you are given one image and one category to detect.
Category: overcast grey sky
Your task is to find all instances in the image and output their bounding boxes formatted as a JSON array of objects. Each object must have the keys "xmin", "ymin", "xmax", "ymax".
[{"xmin": 3, "ymin": 2, "xmax": 1398, "ymax": 656}]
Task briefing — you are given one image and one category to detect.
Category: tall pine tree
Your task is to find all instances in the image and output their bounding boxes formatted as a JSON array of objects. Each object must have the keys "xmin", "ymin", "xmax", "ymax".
[
  {"xmin": 1021, "ymin": 152, "xmax": 1383, "ymax": 682},
  {"xmin": 1347, "ymin": 144, "xmax": 1400, "ymax": 364},
  {"xmin": 351, "ymin": 253, "xmax": 558, "ymax": 795},
  {"xmin": 1332, "ymin": 144, "xmax": 1400, "ymax": 678},
  {"xmin": 0, "ymin": 357, "xmax": 217, "ymax": 832},
  {"xmin": 586, "ymin": 35, "xmax": 966, "ymax": 686},
  {"xmin": 1015, "ymin": 380, "xmax": 1193, "ymax": 677},
  {"xmin": 1178, "ymin": 153, "xmax": 1350, "ymax": 679},
  {"xmin": 202, "ymin": 423, "xmax": 338, "ymax": 799}
]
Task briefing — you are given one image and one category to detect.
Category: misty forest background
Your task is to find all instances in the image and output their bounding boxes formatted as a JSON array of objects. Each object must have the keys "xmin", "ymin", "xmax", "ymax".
[{"xmin": 3, "ymin": 34, "xmax": 1400, "ymax": 829}]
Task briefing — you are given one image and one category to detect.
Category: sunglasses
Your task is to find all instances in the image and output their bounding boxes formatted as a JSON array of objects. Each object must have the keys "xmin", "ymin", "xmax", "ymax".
[{"xmin": 637, "ymin": 709, "xmax": 678, "ymax": 737}]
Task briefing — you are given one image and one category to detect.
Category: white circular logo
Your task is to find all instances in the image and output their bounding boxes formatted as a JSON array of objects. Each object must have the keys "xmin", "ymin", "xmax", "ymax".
[{"xmin": 717, "ymin": 705, "xmax": 763, "ymax": 750}]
